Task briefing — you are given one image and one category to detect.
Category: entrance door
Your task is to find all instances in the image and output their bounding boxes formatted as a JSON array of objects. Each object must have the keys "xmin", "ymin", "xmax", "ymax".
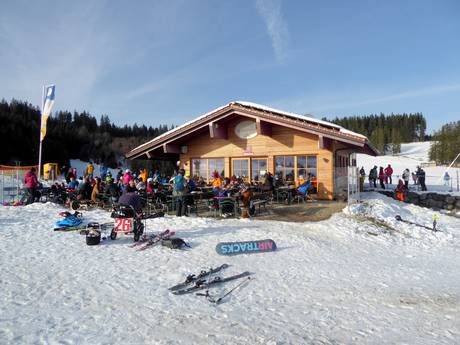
[{"xmin": 232, "ymin": 158, "xmax": 250, "ymax": 181}]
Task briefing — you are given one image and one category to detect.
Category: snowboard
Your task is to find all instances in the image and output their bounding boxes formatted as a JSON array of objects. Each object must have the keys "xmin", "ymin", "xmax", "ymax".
[{"xmin": 216, "ymin": 239, "xmax": 276, "ymax": 256}]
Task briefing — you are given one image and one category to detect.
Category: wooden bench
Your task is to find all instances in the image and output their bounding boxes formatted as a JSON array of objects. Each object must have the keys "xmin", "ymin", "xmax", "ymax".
[{"xmin": 250, "ymin": 198, "xmax": 270, "ymax": 215}]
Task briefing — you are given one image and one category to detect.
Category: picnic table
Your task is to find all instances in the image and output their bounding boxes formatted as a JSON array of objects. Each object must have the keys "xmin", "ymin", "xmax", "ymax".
[{"xmin": 275, "ymin": 186, "xmax": 295, "ymax": 204}]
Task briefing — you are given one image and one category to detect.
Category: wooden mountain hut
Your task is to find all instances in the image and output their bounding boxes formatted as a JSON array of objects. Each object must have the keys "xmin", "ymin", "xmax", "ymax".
[{"xmin": 126, "ymin": 101, "xmax": 378, "ymax": 200}]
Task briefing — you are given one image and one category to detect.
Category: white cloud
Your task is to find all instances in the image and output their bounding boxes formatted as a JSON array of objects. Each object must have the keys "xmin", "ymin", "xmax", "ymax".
[
  {"xmin": 255, "ymin": 0, "xmax": 289, "ymax": 63},
  {"xmin": 310, "ymin": 83, "xmax": 460, "ymax": 112},
  {"xmin": 272, "ymin": 83, "xmax": 460, "ymax": 115}
]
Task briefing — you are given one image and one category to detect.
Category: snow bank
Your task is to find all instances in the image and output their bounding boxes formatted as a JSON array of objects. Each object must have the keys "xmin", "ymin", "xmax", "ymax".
[{"xmin": 1, "ymin": 194, "xmax": 459, "ymax": 344}]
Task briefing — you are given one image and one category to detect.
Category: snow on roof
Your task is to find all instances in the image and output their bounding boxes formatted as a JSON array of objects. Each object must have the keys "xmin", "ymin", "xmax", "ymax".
[
  {"xmin": 129, "ymin": 101, "xmax": 367, "ymax": 154},
  {"xmin": 235, "ymin": 101, "xmax": 367, "ymax": 139}
]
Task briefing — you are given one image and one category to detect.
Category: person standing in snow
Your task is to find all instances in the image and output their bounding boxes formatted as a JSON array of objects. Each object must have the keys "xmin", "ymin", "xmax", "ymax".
[
  {"xmin": 402, "ymin": 169, "xmax": 410, "ymax": 190},
  {"xmin": 384, "ymin": 164, "xmax": 393, "ymax": 185},
  {"xmin": 417, "ymin": 167, "xmax": 427, "ymax": 191},
  {"xmin": 369, "ymin": 166, "xmax": 377, "ymax": 188},
  {"xmin": 172, "ymin": 169, "xmax": 187, "ymax": 217},
  {"xmin": 443, "ymin": 172, "xmax": 451, "ymax": 187},
  {"xmin": 359, "ymin": 167, "xmax": 366, "ymax": 191},
  {"xmin": 85, "ymin": 162, "xmax": 94, "ymax": 179},
  {"xmin": 24, "ymin": 167, "xmax": 39, "ymax": 204},
  {"xmin": 378, "ymin": 167, "xmax": 386, "ymax": 189}
]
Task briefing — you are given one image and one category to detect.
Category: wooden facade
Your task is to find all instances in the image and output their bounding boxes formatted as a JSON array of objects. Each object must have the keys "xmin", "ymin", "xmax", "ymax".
[{"xmin": 126, "ymin": 102, "xmax": 377, "ymax": 200}]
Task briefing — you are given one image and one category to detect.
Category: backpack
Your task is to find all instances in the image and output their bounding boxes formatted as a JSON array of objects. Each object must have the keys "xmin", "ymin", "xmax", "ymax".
[
  {"xmin": 161, "ymin": 237, "xmax": 190, "ymax": 249},
  {"xmin": 174, "ymin": 175, "xmax": 185, "ymax": 192}
]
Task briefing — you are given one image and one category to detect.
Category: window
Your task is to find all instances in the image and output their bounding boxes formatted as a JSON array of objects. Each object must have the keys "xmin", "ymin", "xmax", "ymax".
[
  {"xmin": 208, "ymin": 159, "xmax": 224, "ymax": 179},
  {"xmin": 297, "ymin": 155, "xmax": 317, "ymax": 178},
  {"xmin": 232, "ymin": 159, "xmax": 249, "ymax": 180},
  {"xmin": 275, "ymin": 156, "xmax": 295, "ymax": 182},
  {"xmin": 191, "ymin": 158, "xmax": 224, "ymax": 182},
  {"xmin": 192, "ymin": 159, "xmax": 207, "ymax": 180},
  {"xmin": 251, "ymin": 159, "xmax": 267, "ymax": 181},
  {"xmin": 307, "ymin": 156, "xmax": 317, "ymax": 177}
]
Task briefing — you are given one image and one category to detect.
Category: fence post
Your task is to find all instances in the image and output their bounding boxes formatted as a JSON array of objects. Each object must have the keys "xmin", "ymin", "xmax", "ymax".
[
  {"xmin": 16, "ymin": 168, "xmax": 19, "ymax": 203},
  {"xmin": 457, "ymin": 169, "xmax": 460, "ymax": 192},
  {"xmin": 1, "ymin": 170, "xmax": 3, "ymax": 203}
]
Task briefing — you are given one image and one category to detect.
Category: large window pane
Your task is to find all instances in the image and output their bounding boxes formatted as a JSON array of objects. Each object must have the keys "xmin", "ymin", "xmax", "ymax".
[
  {"xmin": 297, "ymin": 156, "xmax": 306, "ymax": 169},
  {"xmin": 285, "ymin": 169, "xmax": 294, "ymax": 181},
  {"xmin": 233, "ymin": 159, "xmax": 249, "ymax": 180},
  {"xmin": 208, "ymin": 158, "xmax": 225, "ymax": 178},
  {"xmin": 192, "ymin": 159, "xmax": 206, "ymax": 179},
  {"xmin": 307, "ymin": 156, "xmax": 317, "ymax": 177},
  {"xmin": 275, "ymin": 156, "xmax": 294, "ymax": 183},
  {"xmin": 251, "ymin": 159, "xmax": 267, "ymax": 181},
  {"xmin": 192, "ymin": 158, "xmax": 224, "ymax": 182}
]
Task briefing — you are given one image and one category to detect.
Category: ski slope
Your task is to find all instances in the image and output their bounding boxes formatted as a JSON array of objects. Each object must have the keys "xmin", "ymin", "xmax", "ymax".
[{"xmin": 1, "ymin": 194, "xmax": 460, "ymax": 344}]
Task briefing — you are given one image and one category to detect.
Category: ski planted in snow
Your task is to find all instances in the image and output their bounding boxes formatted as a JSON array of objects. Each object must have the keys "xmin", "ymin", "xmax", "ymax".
[
  {"xmin": 136, "ymin": 230, "xmax": 175, "ymax": 251},
  {"xmin": 172, "ymin": 271, "xmax": 251, "ymax": 295},
  {"xmin": 168, "ymin": 264, "xmax": 229, "ymax": 291}
]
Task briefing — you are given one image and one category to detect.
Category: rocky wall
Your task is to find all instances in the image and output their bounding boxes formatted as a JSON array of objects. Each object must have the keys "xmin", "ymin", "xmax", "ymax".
[{"xmin": 377, "ymin": 190, "xmax": 460, "ymax": 212}]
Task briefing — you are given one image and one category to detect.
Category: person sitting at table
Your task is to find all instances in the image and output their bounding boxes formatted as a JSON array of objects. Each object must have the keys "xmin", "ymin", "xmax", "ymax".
[
  {"xmin": 185, "ymin": 173, "xmax": 196, "ymax": 192},
  {"xmin": 240, "ymin": 185, "xmax": 253, "ymax": 218},
  {"xmin": 263, "ymin": 172, "xmax": 274, "ymax": 194},
  {"xmin": 297, "ymin": 179, "xmax": 311, "ymax": 197},
  {"xmin": 295, "ymin": 175, "xmax": 305, "ymax": 188},
  {"xmin": 211, "ymin": 171, "xmax": 223, "ymax": 191}
]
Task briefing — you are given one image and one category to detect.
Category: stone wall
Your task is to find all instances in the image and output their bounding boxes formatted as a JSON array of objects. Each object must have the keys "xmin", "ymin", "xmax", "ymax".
[{"xmin": 377, "ymin": 190, "xmax": 460, "ymax": 212}]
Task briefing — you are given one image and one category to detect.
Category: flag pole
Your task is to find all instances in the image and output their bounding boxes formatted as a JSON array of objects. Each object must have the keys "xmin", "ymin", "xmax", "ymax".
[{"xmin": 38, "ymin": 85, "xmax": 45, "ymax": 179}]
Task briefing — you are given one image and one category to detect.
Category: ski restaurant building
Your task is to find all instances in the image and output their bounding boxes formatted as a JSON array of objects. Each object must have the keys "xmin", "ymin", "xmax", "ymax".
[{"xmin": 126, "ymin": 102, "xmax": 377, "ymax": 200}]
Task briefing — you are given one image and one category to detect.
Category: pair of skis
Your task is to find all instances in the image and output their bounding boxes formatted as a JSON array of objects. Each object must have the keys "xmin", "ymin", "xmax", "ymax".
[
  {"xmin": 395, "ymin": 215, "xmax": 439, "ymax": 232},
  {"xmin": 169, "ymin": 264, "xmax": 252, "ymax": 303},
  {"xmin": 131, "ymin": 229, "xmax": 175, "ymax": 251}
]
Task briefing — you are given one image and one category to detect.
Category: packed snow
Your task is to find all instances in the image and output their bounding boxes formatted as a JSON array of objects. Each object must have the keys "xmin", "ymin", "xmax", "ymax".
[{"xmin": 1, "ymin": 193, "xmax": 460, "ymax": 344}]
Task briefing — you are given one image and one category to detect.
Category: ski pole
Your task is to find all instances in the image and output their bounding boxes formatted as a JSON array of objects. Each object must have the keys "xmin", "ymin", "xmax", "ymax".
[{"xmin": 214, "ymin": 276, "xmax": 252, "ymax": 304}]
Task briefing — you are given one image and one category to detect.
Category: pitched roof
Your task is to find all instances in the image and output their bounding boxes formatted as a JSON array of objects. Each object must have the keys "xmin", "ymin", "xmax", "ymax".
[{"xmin": 126, "ymin": 101, "xmax": 377, "ymax": 158}]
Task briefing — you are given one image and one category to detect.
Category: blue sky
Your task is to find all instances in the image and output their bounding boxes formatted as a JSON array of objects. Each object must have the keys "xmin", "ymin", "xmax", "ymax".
[{"xmin": 1, "ymin": 0, "xmax": 459, "ymax": 133}]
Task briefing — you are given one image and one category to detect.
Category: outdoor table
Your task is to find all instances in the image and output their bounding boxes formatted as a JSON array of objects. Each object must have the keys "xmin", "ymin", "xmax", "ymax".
[
  {"xmin": 275, "ymin": 186, "xmax": 295, "ymax": 204},
  {"xmin": 213, "ymin": 196, "xmax": 239, "ymax": 217}
]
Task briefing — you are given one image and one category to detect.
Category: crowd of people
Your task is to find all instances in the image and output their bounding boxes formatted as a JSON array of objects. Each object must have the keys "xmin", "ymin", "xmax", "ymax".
[
  {"xmin": 359, "ymin": 164, "xmax": 429, "ymax": 196},
  {"xmin": 20, "ymin": 161, "xmax": 318, "ymax": 218}
]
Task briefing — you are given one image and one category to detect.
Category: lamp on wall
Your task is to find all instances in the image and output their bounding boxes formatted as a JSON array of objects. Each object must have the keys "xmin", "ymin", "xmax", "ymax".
[{"xmin": 181, "ymin": 145, "xmax": 188, "ymax": 154}]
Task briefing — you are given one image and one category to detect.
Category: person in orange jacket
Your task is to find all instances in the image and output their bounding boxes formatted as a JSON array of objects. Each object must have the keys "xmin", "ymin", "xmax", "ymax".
[{"xmin": 211, "ymin": 171, "xmax": 222, "ymax": 190}]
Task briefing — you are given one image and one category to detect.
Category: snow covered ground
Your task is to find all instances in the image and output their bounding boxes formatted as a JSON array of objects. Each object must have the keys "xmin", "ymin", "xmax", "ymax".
[
  {"xmin": 357, "ymin": 141, "xmax": 460, "ymax": 192},
  {"xmin": 1, "ymin": 193, "xmax": 460, "ymax": 344}
]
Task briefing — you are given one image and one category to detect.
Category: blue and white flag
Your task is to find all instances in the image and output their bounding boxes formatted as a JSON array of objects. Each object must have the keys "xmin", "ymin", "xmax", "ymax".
[{"xmin": 40, "ymin": 84, "xmax": 55, "ymax": 142}]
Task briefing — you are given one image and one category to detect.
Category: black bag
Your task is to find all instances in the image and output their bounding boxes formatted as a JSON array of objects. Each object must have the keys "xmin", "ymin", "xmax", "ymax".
[
  {"xmin": 86, "ymin": 230, "xmax": 101, "ymax": 245},
  {"xmin": 161, "ymin": 237, "xmax": 190, "ymax": 249}
]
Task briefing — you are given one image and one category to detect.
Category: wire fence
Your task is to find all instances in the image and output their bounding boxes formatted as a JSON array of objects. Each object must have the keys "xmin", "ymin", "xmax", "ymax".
[{"xmin": 0, "ymin": 165, "xmax": 49, "ymax": 204}]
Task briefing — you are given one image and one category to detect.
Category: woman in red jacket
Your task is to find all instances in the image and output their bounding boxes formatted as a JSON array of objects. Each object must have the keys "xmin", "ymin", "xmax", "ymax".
[{"xmin": 24, "ymin": 167, "xmax": 39, "ymax": 204}]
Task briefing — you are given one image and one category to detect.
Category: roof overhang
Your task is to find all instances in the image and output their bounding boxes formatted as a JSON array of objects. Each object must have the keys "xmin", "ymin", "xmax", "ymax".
[{"xmin": 126, "ymin": 102, "xmax": 379, "ymax": 159}]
